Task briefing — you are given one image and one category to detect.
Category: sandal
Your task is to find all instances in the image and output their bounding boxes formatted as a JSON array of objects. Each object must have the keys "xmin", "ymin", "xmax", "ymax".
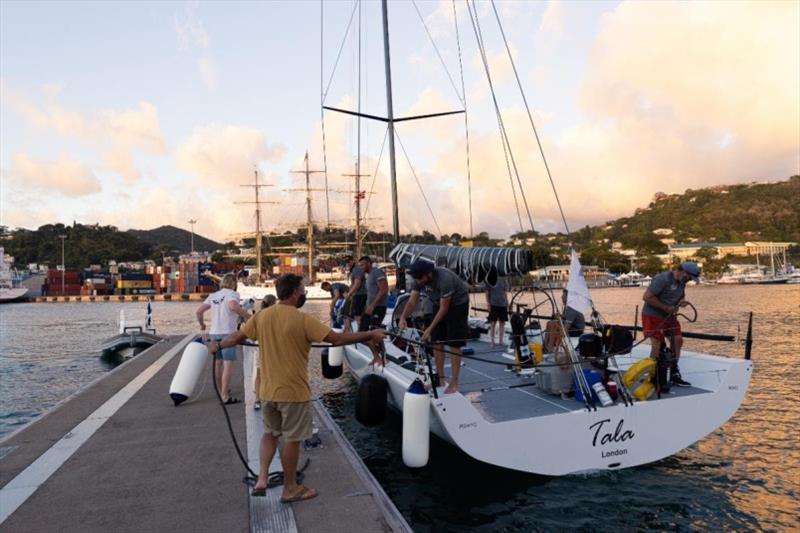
[
  {"xmin": 224, "ymin": 396, "xmax": 241, "ymax": 405},
  {"xmin": 251, "ymin": 486, "xmax": 267, "ymax": 497},
  {"xmin": 280, "ymin": 485, "xmax": 318, "ymax": 503}
]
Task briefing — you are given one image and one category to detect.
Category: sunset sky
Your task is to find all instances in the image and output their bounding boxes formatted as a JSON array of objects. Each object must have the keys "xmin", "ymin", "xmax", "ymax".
[{"xmin": 1, "ymin": 0, "xmax": 798, "ymax": 241}]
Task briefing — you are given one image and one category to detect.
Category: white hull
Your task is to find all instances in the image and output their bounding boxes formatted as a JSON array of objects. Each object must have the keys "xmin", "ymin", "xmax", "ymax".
[
  {"xmin": 237, "ymin": 282, "xmax": 332, "ymax": 301},
  {"xmin": 342, "ymin": 316, "xmax": 752, "ymax": 476},
  {"xmin": 0, "ymin": 287, "xmax": 29, "ymax": 303}
]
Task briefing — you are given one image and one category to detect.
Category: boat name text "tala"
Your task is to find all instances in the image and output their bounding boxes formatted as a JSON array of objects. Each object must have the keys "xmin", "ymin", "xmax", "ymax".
[{"xmin": 589, "ymin": 418, "xmax": 634, "ymax": 447}]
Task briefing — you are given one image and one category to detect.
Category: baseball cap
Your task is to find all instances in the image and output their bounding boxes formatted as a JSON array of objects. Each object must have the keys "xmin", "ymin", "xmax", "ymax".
[
  {"xmin": 681, "ymin": 261, "xmax": 701, "ymax": 280},
  {"xmin": 408, "ymin": 259, "xmax": 434, "ymax": 278}
]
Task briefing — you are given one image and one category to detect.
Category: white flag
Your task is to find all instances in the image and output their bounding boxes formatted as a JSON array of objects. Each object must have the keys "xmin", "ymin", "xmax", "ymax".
[{"xmin": 566, "ymin": 249, "xmax": 593, "ymax": 318}]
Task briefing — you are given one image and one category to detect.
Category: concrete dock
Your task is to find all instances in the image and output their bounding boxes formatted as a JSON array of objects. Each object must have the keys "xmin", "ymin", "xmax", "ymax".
[{"xmin": 0, "ymin": 336, "xmax": 410, "ymax": 533}]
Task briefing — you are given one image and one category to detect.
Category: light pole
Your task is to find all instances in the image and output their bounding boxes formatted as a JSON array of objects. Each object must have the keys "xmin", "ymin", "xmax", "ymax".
[
  {"xmin": 58, "ymin": 234, "xmax": 66, "ymax": 295},
  {"xmin": 188, "ymin": 219, "xmax": 197, "ymax": 254}
]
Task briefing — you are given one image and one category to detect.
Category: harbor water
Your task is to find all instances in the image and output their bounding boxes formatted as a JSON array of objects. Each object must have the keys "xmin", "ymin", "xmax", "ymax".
[{"xmin": 1, "ymin": 285, "xmax": 798, "ymax": 531}]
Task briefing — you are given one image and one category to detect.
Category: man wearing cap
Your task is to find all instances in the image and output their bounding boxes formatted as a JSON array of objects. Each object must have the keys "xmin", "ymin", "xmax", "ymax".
[
  {"xmin": 641, "ymin": 261, "xmax": 701, "ymax": 386},
  {"xmin": 358, "ymin": 255, "xmax": 389, "ymax": 332},
  {"xmin": 398, "ymin": 259, "xmax": 470, "ymax": 394},
  {"xmin": 342, "ymin": 255, "xmax": 367, "ymax": 332}
]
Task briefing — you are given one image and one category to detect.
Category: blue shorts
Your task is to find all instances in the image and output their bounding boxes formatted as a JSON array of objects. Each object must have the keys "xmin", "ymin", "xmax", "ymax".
[{"xmin": 210, "ymin": 334, "xmax": 237, "ymax": 361}]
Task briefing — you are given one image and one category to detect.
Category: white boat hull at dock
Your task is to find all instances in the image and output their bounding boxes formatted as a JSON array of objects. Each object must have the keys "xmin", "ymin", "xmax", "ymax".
[{"xmin": 342, "ymin": 316, "xmax": 752, "ymax": 476}]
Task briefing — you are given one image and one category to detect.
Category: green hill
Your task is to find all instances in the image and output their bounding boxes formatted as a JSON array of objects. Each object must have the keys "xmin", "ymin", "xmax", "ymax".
[
  {"xmin": 561, "ymin": 175, "xmax": 800, "ymax": 274},
  {"xmin": 597, "ymin": 175, "xmax": 800, "ymax": 248},
  {"xmin": 127, "ymin": 225, "xmax": 222, "ymax": 255},
  {"xmin": 1, "ymin": 223, "xmax": 222, "ymax": 269}
]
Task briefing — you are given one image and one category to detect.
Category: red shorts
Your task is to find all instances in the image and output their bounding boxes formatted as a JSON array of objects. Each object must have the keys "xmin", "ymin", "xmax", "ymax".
[{"xmin": 642, "ymin": 314, "xmax": 681, "ymax": 342}]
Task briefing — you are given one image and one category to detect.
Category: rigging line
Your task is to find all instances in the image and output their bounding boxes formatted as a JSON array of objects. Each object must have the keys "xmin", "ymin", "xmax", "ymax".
[
  {"xmin": 499, "ymin": 111, "xmax": 524, "ymax": 232},
  {"xmin": 467, "ymin": 0, "xmax": 535, "ymax": 234},
  {"xmin": 357, "ymin": 0, "xmax": 363, "ymax": 253},
  {"xmin": 322, "ymin": 1, "xmax": 360, "ymax": 103},
  {"xmin": 489, "ymin": 0, "xmax": 570, "ymax": 235},
  {"xmin": 320, "ymin": 0, "xmax": 330, "ymax": 227},
  {"xmin": 363, "ymin": 127, "xmax": 390, "ymax": 220},
  {"xmin": 451, "ymin": 0, "xmax": 474, "ymax": 238},
  {"xmin": 394, "ymin": 128, "xmax": 443, "ymax": 238},
  {"xmin": 465, "ymin": 0, "xmax": 522, "ymax": 233},
  {"xmin": 411, "ymin": 0, "xmax": 465, "ymax": 107}
]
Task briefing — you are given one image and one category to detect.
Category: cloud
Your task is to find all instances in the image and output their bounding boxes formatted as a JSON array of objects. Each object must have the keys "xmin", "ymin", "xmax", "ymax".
[
  {"xmin": 10, "ymin": 152, "xmax": 101, "ymax": 197},
  {"xmin": 176, "ymin": 124, "xmax": 286, "ymax": 186},
  {"xmin": 1, "ymin": 85, "xmax": 167, "ymax": 184},
  {"xmin": 539, "ymin": 0, "xmax": 564, "ymax": 37},
  {"xmin": 174, "ymin": 0, "xmax": 208, "ymax": 51}
]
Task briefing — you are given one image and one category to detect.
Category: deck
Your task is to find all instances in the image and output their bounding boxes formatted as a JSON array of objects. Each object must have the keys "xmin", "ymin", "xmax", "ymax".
[{"xmin": 454, "ymin": 339, "xmax": 711, "ymax": 423}]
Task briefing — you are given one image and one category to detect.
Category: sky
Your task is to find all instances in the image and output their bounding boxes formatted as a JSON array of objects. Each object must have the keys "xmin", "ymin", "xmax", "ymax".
[{"xmin": 1, "ymin": 0, "xmax": 798, "ymax": 242}]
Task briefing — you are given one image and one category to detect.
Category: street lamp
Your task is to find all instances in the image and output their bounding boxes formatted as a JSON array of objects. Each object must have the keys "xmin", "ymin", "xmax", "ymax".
[
  {"xmin": 58, "ymin": 234, "xmax": 67, "ymax": 295},
  {"xmin": 188, "ymin": 219, "xmax": 197, "ymax": 254}
]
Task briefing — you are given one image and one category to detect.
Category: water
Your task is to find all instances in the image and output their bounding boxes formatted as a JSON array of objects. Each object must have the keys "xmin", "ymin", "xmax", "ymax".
[{"xmin": 1, "ymin": 286, "xmax": 798, "ymax": 531}]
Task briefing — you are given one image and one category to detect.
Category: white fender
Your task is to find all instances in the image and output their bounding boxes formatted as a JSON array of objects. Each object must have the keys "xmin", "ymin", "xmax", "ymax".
[
  {"xmin": 329, "ymin": 345, "xmax": 344, "ymax": 367},
  {"xmin": 402, "ymin": 379, "xmax": 430, "ymax": 468},
  {"xmin": 169, "ymin": 340, "xmax": 208, "ymax": 406}
]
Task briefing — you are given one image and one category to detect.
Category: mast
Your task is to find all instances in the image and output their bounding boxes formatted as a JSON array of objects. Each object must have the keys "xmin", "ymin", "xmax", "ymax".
[
  {"xmin": 770, "ymin": 242, "xmax": 775, "ymax": 276},
  {"xmin": 289, "ymin": 152, "xmax": 325, "ymax": 282},
  {"xmin": 236, "ymin": 169, "xmax": 276, "ymax": 277},
  {"xmin": 381, "ymin": 0, "xmax": 399, "ymax": 245},
  {"xmin": 342, "ymin": 162, "xmax": 370, "ymax": 259},
  {"xmin": 306, "ymin": 155, "xmax": 314, "ymax": 281}
]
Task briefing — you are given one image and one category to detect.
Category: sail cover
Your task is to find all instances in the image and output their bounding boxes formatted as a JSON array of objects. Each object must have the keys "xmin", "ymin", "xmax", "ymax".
[
  {"xmin": 389, "ymin": 243, "xmax": 534, "ymax": 285},
  {"xmin": 566, "ymin": 249, "xmax": 594, "ymax": 317}
]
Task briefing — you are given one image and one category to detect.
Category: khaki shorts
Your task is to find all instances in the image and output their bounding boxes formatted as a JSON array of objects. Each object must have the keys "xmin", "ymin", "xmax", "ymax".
[{"xmin": 262, "ymin": 401, "xmax": 312, "ymax": 442}]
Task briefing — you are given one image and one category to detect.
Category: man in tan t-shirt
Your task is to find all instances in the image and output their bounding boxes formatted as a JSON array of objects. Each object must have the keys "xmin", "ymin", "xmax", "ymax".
[{"xmin": 210, "ymin": 273, "xmax": 384, "ymax": 503}]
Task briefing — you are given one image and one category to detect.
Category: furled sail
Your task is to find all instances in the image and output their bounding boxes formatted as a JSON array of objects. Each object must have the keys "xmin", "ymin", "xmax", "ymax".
[
  {"xmin": 566, "ymin": 249, "xmax": 594, "ymax": 317},
  {"xmin": 389, "ymin": 243, "xmax": 534, "ymax": 285}
]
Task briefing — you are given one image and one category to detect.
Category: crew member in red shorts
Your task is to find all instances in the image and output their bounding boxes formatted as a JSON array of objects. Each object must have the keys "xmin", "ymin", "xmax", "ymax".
[{"xmin": 641, "ymin": 262, "xmax": 701, "ymax": 386}]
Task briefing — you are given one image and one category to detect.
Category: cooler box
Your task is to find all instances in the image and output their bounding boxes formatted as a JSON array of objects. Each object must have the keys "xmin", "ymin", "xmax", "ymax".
[{"xmin": 534, "ymin": 360, "xmax": 573, "ymax": 395}]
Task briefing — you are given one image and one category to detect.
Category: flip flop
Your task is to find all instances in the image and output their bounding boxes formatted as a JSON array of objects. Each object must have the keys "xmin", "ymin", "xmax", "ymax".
[
  {"xmin": 251, "ymin": 486, "xmax": 267, "ymax": 497},
  {"xmin": 280, "ymin": 485, "xmax": 318, "ymax": 503},
  {"xmin": 224, "ymin": 396, "xmax": 241, "ymax": 405}
]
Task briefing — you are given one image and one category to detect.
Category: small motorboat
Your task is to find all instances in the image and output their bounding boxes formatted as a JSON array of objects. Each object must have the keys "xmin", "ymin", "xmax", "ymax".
[{"xmin": 100, "ymin": 301, "xmax": 162, "ymax": 361}]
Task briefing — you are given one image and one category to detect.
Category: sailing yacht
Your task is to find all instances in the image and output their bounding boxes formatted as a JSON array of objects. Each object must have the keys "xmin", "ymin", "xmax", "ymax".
[{"xmin": 322, "ymin": 0, "xmax": 752, "ymax": 475}]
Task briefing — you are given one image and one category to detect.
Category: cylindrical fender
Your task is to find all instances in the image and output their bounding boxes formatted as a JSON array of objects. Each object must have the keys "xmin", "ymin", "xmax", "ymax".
[
  {"xmin": 355, "ymin": 373, "xmax": 388, "ymax": 426},
  {"xmin": 402, "ymin": 379, "xmax": 430, "ymax": 468},
  {"xmin": 321, "ymin": 348, "xmax": 343, "ymax": 379},
  {"xmin": 169, "ymin": 340, "xmax": 208, "ymax": 406}
]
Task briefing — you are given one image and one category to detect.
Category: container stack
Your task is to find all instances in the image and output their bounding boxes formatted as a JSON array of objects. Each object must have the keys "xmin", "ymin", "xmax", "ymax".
[
  {"xmin": 117, "ymin": 273, "xmax": 154, "ymax": 295},
  {"xmin": 46, "ymin": 269, "xmax": 82, "ymax": 295}
]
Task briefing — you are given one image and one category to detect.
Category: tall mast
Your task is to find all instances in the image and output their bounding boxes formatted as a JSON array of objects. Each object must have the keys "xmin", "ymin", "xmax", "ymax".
[
  {"xmin": 289, "ymin": 152, "xmax": 325, "ymax": 282},
  {"xmin": 381, "ymin": 0, "xmax": 399, "ymax": 245},
  {"xmin": 342, "ymin": 163, "xmax": 370, "ymax": 259},
  {"xmin": 236, "ymin": 169, "xmax": 276, "ymax": 277}
]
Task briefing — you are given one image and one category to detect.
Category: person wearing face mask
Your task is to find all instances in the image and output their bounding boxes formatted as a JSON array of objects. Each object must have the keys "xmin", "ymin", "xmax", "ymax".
[
  {"xmin": 641, "ymin": 261, "xmax": 701, "ymax": 387},
  {"xmin": 209, "ymin": 273, "xmax": 385, "ymax": 503}
]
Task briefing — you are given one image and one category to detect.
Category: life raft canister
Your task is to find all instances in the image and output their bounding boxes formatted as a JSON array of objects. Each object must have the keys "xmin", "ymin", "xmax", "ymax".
[
  {"xmin": 622, "ymin": 358, "xmax": 657, "ymax": 401},
  {"xmin": 355, "ymin": 373, "xmax": 388, "ymax": 426}
]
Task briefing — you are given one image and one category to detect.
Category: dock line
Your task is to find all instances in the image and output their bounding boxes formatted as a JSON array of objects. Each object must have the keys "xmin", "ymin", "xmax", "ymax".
[{"xmin": 0, "ymin": 333, "xmax": 195, "ymax": 525}]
